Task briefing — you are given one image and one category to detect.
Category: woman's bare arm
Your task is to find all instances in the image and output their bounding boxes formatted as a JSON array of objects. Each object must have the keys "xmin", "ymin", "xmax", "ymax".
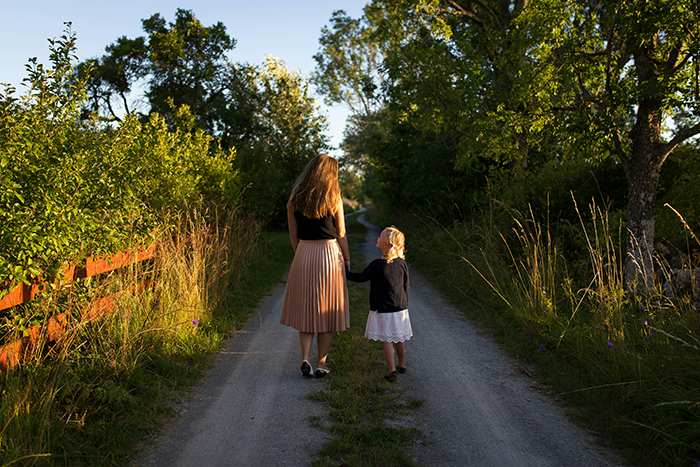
[
  {"xmin": 335, "ymin": 199, "xmax": 350, "ymax": 265},
  {"xmin": 287, "ymin": 205, "xmax": 299, "ymax": 252}
]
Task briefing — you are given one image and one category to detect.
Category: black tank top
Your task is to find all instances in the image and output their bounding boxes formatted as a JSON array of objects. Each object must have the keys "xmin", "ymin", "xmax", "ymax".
[{"xmin": 295, "ymin": 211, "xmax": 338, "ymax": 240}]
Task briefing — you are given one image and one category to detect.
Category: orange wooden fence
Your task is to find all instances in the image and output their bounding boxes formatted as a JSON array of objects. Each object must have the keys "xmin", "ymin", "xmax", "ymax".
[{"xmin": 0, "ymin": 244, "xmax": 156, "ymax": 373}]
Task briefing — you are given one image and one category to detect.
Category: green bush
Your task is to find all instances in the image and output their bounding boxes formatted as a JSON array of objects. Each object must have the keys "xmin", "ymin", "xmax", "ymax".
[{"xmin": 0, "ymin": 26, "xmax": 240, "ymax": 292}]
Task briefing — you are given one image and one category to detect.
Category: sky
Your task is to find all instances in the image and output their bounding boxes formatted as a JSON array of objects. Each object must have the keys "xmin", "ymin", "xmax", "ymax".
[{"xmin": 0, "ymin": 1, "xmax": 369, "ymax": 157}]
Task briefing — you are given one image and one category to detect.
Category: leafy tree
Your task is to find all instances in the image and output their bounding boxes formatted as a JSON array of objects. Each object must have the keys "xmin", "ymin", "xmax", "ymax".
[
  {"xmin": 236, "ymin": 57, "xmax": 329, "ymax": 226},
  {"xmin": 339, "ymin": 166, "xmax": 366, "ymax": 203},
  {"xmin": 540, "ymin": 0, "xmax": 700, "ymax": 290},
  {"xmin": 313, "ymin": 7, "xmax": 389, "ymax": 178},
  {"xmin": 352, "ymin": 0, "xmax": 700, "ymax": 292},
  {"xmin": 80, "ymin": 9, "xmax": 338, "ymax": 226},
  {"xmin": 312, "ymin": 9, "xmax": 385, "ymax": 117},
  {"xmin": 78, "ymin": 35, "xmax": 147, "ymax": 117},
  {"xmin": 79, "ymin": 9, "xmax": 259, "ymax": 151},
  {"xmin": 320, "ymin": 1, "xmax": 510, "ymax": 214}
]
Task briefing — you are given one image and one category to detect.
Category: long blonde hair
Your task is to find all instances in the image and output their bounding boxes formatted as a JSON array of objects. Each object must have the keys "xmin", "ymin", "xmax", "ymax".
[
  {"xmin": 384, "ymin": 226, "xmax": 405, "ymax": 263},
  {"xmin": 288, "ymin": 154, "xmax": 341, "ymax": 218}
]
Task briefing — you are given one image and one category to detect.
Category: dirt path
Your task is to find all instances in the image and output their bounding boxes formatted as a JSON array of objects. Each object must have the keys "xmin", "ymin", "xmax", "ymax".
[
  {"xmin": 134, "ymin": 275, "xmax": 329, "ymax": 467},
  {"xmin": 135, "ymin": 213, "xmax": 625, "ymax": 467},
  {"xmin": 355, "ymin": 214, "xmax": 624, "ymax": 467}
]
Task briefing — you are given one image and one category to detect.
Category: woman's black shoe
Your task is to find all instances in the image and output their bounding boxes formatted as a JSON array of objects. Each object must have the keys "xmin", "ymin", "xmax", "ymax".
[
  {"xmin": 397, "ymin": 367, "xmax": 406, "ymax": 374},
  {"xmin": 301, "ymin": 360, "xmax": 312, "ymax": 377},
  {"xmin": 384, "ymin": 371, "xmax": 397, "ymax": 381}
]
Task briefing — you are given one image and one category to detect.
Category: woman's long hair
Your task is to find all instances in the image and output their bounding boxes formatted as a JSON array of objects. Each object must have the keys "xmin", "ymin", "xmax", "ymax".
[{"xmin": 288, "ymin": 155, "xmax": 341, "ymax": 219}]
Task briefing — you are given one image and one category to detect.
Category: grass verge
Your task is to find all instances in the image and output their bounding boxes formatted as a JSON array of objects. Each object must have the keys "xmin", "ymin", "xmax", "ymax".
[
  {"xmin": 0, "ymin": 211, "xmax": 294, "ymax": 467},
  {"xmin": 371, "ymin": 203, "xmax": 700, "ymax": 467},
  {"xmin": 310, "ymin": 213, "xmax": 421, "ymax": 467}
]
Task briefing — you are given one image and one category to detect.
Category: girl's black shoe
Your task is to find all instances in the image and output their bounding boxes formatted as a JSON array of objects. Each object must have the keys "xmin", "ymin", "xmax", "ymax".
[
  {"xmin": 384, "ymin": 371, "xmax": 397, "ymax": 381},
  {"xmin": 397, "ymin": 367, "xmax": 406, "ymax": 374}
]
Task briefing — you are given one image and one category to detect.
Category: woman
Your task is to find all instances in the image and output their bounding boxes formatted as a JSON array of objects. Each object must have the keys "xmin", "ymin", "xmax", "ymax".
[{"xmin": 280, "ymin": 154, "xmax": 350, "ymax": 378}]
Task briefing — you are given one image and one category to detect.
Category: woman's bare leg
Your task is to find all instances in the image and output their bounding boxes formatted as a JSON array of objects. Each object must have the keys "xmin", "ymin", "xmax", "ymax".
[
  {"xmin": 316, "ymin": 332, "xmax": 333, "ymax": 369},
  {"xmin": 382, "ymin": 341, "xmax": 396, "ymax": 372},
  {"xmin": 299, "ymin": 331, "xmax": 314, "ymax": 362},
  {"xmin": 395, "ymin": 341, "xmax": 406, "ymax": 369}
]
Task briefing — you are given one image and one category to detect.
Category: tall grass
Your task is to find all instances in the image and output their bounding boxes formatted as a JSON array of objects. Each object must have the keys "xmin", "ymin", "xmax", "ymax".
[
  {"xmin": 399, "ymin": 199, "xmax": 700, "ymax": 467},
  {"xmin": 0, "ymin": 207, "xmax": 263, "ymax": 466}
]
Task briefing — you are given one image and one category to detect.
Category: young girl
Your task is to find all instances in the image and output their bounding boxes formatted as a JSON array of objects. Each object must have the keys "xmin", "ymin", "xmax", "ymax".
[{"xmin": 346, "ymin": 226, "xmax": 412, "ymax": 381}]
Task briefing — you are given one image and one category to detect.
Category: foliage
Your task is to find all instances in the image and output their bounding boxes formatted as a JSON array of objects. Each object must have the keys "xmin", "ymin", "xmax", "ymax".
[
  {"xmin": 399, "ymin": 200, "xmax": 700, "ymax": 467},
  {"xmin": 0, "ymin": 208, "xmax": 278, "ymax": 466},
  {"xmin": 339, "ymin": 167, "xmax": 367, "ymax": 203},
  {"xmin": 317, "ymin": 0, "xmax": 700, "ymax": 292},
  {"xmin": 79, "ymin": 8, "xmax": 258, "ymax": 152},
  {"xmin": 656, "ymin": 141, "xmax": 700, "ymax": 246},
  {"xmin": 0, "ymin": 25, "xmax": 239, "ymax": 294},
  {"xmin": 136, "ymin": 103, "xmax": 240, "ymax": 214},
  {"xmin": 312, "ymin": 8, "xmax": 385, "ymax": 117},
  {"xmin": 0, "ymin": 27, "xmax": 150, "ymax": 289},
  {"xmin": 236, "ymin": 57, "xmax": 330, "ymax": 226},
  {"xmin": 84, "ymin": 10, "xmax": 332, "ymax": 225}
]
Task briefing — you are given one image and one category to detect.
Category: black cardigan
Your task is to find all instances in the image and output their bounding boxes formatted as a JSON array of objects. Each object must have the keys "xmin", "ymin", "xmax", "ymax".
[{"xmin": 345, "ymin": 258, "xmax": 409, "ymax": 313}]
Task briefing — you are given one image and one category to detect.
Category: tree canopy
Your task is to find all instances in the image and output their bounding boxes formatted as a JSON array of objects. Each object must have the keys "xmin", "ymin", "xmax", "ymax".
[
  {"xmin": 314, "ymin": 0, "xmax": 700, "ymax": 292},
  {"xmin": 79, "ymin": 9, "xmax": 329, "ymax": 225}
]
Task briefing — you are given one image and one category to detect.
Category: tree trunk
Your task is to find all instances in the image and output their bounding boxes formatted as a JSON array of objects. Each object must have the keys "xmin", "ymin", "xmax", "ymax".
[
  {"xmin": 623, "ymin": 34, "xmax": 667, "ymax": 294},
  {"xmin": 624, "ymin": 142, "xmax": 661, "ymax": 292}
]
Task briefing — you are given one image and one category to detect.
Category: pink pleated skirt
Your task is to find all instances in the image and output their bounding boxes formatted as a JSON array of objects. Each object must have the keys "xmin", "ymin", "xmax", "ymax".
[{"xmin": 280, "ymin": 239, "xmax": 350, "ymax": 333}]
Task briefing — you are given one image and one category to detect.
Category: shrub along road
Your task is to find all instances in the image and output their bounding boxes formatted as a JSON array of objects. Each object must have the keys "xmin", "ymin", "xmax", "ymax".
[{"xmin": 135, "ymin": 213, "xmax": 625, "ymax": 467}]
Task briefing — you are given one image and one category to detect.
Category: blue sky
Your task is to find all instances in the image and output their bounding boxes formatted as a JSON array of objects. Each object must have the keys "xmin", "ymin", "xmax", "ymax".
[{"xmin": 0, "ymin": 1, "xmax": 369, "ymax": 156}]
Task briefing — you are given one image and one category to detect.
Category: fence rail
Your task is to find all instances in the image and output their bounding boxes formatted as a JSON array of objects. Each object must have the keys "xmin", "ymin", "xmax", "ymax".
[{"xmin": 0, "ymin": 244, "xmax": 156, "ymax": 373}]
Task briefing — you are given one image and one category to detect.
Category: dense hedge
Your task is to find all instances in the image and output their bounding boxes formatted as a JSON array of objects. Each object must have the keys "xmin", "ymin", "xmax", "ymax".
[{"xmin": 0, "ymin": 28, "xmax": 239, "ymax": 292}]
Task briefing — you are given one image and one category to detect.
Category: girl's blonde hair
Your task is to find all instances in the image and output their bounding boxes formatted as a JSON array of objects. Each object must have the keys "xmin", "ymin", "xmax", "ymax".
[
  {"xmin": 287, "ymin": 154, "xmax": 341, "ymax": 219},
  {"xmin": 384, "ymin": 226, "xmax": 405, "ymax": 263}
]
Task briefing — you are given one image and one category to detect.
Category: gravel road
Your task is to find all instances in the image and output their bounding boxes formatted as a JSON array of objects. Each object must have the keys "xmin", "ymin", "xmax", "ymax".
[{"xmin": 134, "ymin": 212, "xmax": 625, "ymax": 467}]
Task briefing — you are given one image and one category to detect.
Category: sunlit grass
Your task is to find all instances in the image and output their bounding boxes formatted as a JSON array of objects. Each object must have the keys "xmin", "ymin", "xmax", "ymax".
[{"xmin": 0, "ymin": 207, "xmax": 293, "ymax": 466}]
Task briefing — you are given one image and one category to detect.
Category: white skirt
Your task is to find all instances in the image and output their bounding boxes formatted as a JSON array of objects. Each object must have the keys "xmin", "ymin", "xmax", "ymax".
[{"xmin": 364, "ymin": 309, "xmax": 413, "ymax": 343}]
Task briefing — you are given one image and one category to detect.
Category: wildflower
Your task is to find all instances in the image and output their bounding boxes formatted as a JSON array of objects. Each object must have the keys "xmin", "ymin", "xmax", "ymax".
[
  {"xmin": 646, "ymin": 333, "xmax": 654, "ymax": 340},
  {"xmin": 537, "ymin": 343, "xmax": 546, "ymax": 352},
  {"xmin": 192, "ymin": 319, "xmax": 200, "ymax": 325},
  {"xmin": 606, "ymin": 341, "xmax": 614, "ymax": 347},
  {"xmin": 643, "ymin": 321, "xmax": 648, "ymax": 326}
]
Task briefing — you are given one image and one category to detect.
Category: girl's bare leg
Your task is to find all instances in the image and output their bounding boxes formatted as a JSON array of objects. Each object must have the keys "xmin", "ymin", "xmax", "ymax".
[
  {"xmin": 317, "ymin": 332, "xmax": 333, "ymax": 369},
  {"xmin": 382, "ymin": 341, "xmax": 396, "ymax": 372},
  {"xmin": 299, "ymin": 331, "xmax": 314, "ymax": 362},
  {"xmin": 395, "ymin": 341, "xmax": 406, "ymax": 369}
]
